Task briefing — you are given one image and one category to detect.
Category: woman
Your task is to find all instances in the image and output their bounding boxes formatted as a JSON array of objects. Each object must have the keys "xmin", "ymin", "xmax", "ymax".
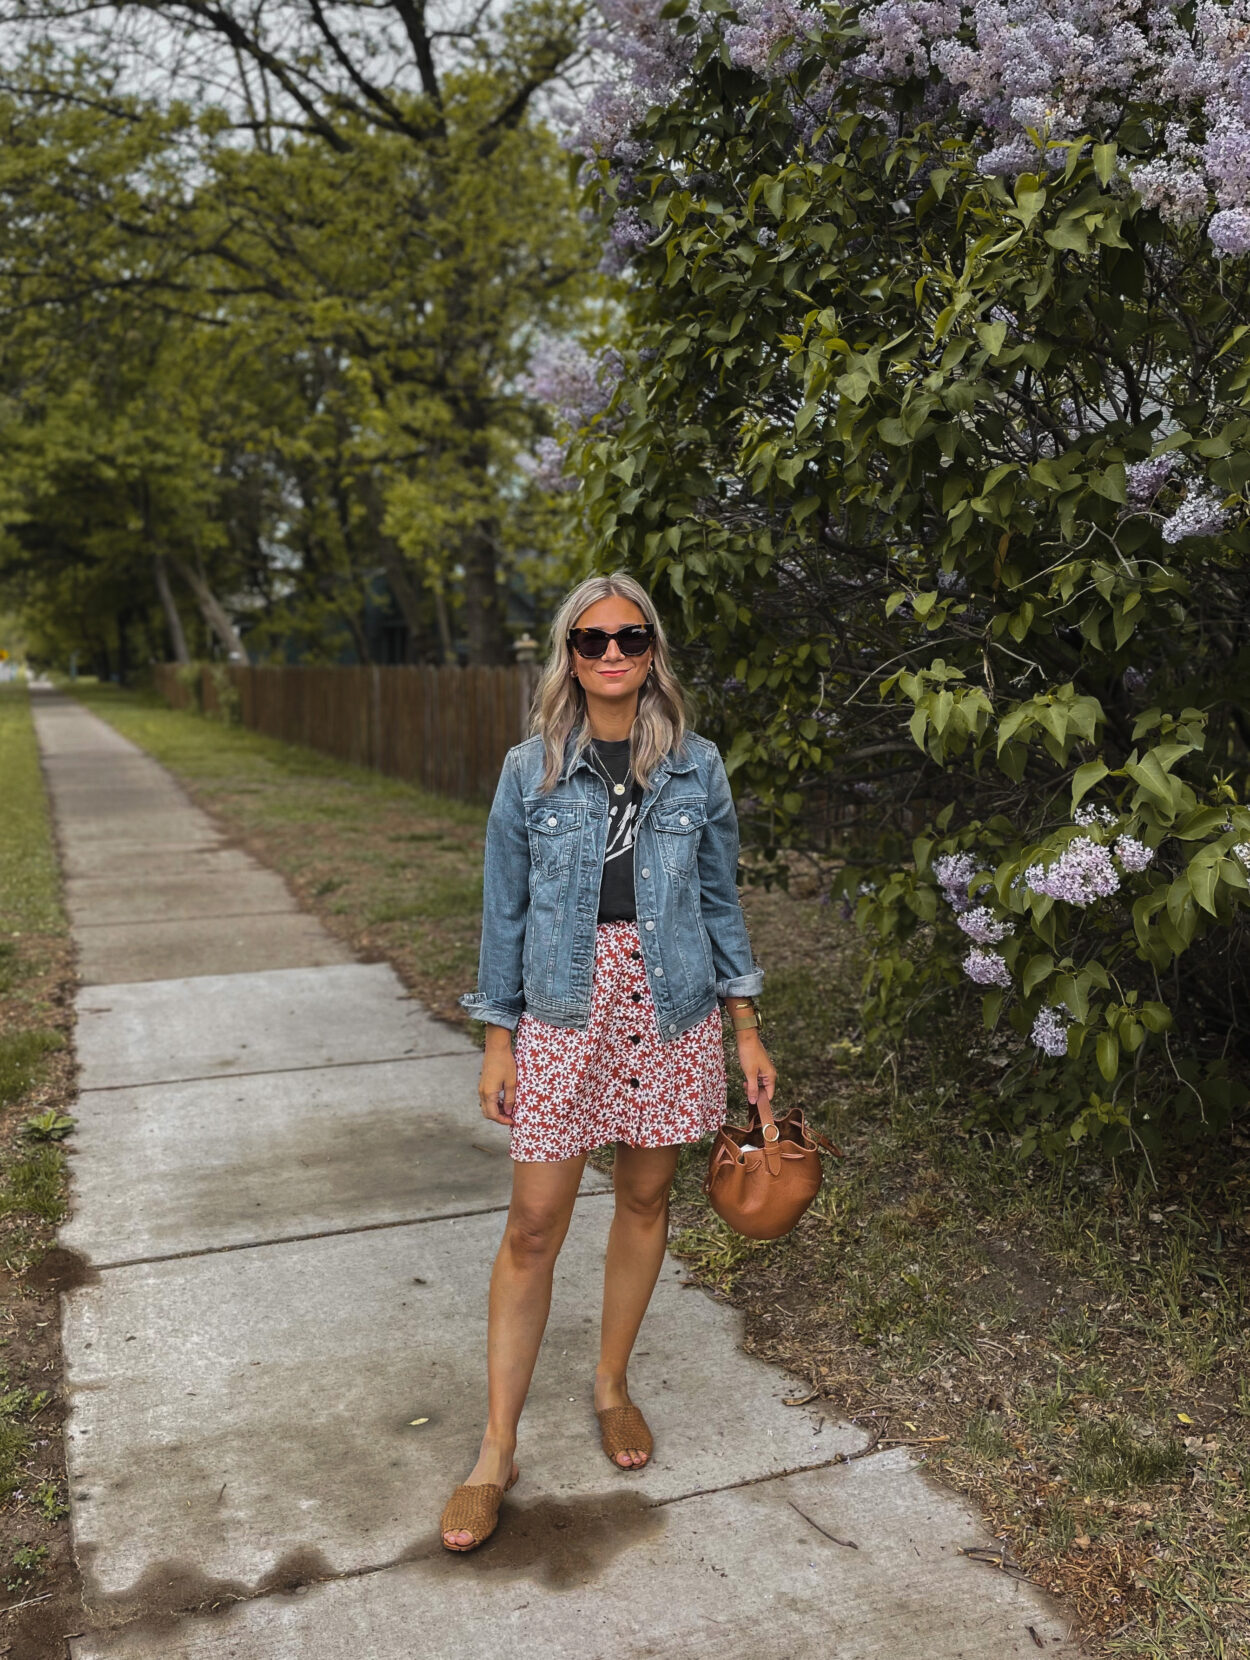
[{"xmin": 445, "ymin": 572, "xmax": 775, "ymax": 1552}]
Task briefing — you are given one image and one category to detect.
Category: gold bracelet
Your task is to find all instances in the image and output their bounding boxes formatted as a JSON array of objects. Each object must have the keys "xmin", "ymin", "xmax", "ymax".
[{"xmin": 732, "ymin": 1012, "xmax": 760, "ymax": 1032}]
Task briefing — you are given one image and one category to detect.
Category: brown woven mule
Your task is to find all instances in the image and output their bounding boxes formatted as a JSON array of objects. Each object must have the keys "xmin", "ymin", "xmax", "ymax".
[
  {"xmin": 440, "ymin": 1467, "xmax": 519, "ymax": 1552},
  {"xmin": 597, "ymin": 1404, "xmax": 653, "ymax": 1470}
]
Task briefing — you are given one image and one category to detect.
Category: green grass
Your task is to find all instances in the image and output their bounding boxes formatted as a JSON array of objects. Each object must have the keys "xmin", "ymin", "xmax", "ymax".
[
  {"xmin": 0, "ymin": 1030, "xmax": 64, "ymax": 1110},
  {"xmin": 0, "ymin": 684, "xmax": 74, "ymax": 1603},
  {"xmin": 0, "ymin": 687, "xmax": 62, "ymax": 937}
]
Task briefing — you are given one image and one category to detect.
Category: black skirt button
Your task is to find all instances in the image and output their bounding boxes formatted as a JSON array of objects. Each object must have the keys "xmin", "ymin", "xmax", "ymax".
[{"xmin": 629, "ymin": 1077, "xmax": 640, "ymax": 1088}]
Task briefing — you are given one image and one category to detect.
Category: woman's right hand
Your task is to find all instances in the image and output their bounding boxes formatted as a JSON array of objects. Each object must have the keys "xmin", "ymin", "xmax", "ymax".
[{"xmin": 479, "ymin": 1028, "xmax": 517, "ymax": 1125}]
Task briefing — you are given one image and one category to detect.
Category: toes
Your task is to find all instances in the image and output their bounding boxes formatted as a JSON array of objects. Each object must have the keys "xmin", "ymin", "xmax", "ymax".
[
  {"xmin": 615, "ymin": 1451, "xmax": 633, "ymax": 1467},
  {"xmin": 444, "ymin": 1529, "xmax": 475, "ymax": 1548}
]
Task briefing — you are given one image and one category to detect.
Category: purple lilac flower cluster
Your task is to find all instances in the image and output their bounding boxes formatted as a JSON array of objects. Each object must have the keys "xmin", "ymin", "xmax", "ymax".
[
  {"xmin": 849, "ymin": 1, "xmax": 1250, "ymax": 256},
  {"xmin": 1031, "ymin": 1004, "xmax": 1070, "ymax": 1057},
  {"xmin": 962, "ymin": 948, "xmax": 1013, "ymax": 989},
  {"xmin": 1114, "ymin": 834, "xmax": 1154, "ymax": 872},
  {"xmin": 572, "ymin": 0, "xmax": 696, "ymax": 163},
  {"xmin": 1125, "ymin": 456, "xmax": 1175, "ymax": 502},
  {"xmin": 724, "ymin": 0, "xmax": 817, "ymax": 75},
  {"xmin": 520, "ymin": 337, "xmax": 624, "ymax": 431},
  {"xmin": 578, "ymin": 1, "xmax": 1250, "ymax": 258},
  {"xmin": 519, "ymin": 436, "xmax": 577, "ymax": 493},
  {"xmin": 1024, "ymin": 837, "xmax": 1121, "ymax": 905},
  {"xmin": 956, "ymin": 904, "xmax": 1012, "ymax": 944},
  {"xmin": 1234, "ymin": 842, "xmax": 1250, "ymax": 867},
  {"xmin": 1073, "ymin": 802, "xmax": 1118, "ymax": 829},
  {"xmin": 932, "ymin": 850, "xmax": 981, "ymax": 912},
  {"xmin": 1161, "ymin": 488, "xmax": 1232, "ymax": 544}
]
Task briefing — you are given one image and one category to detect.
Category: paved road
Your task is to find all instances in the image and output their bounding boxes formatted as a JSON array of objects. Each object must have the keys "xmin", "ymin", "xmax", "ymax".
[{"xmin": 35, "ymin": 690, "xmax": 1079, "ymax": 1658}]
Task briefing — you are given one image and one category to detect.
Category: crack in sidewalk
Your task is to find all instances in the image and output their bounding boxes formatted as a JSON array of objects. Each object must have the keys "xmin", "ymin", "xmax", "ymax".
[
  {"xmin": 76, "ymin": 1050, "xmax": 477, "ymax": 1095},
  {"xmin": 82, "ymin": 1186, "xmax": 615, "ymax": 1273}
]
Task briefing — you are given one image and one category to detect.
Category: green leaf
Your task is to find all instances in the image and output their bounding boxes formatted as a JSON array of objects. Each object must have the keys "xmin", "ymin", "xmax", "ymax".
[
  {"xmin": 1188, "ymin": 861, "xmax": 1219, "ymax": 916},
  {"xmin": 1023, "ymin": 954, "xmax": 1054, "ymax": 996},
  {"xmin": 1092, "ymin": 142, "xmax": 1118, "ymax": 186},
  {"xmin": 1070, "ymin": 760, "xmax": 1109, "ymax": 813},
  {"xmin": 1096, "ymin": 1029, "xmax": 1119, "ymax": 1083}
]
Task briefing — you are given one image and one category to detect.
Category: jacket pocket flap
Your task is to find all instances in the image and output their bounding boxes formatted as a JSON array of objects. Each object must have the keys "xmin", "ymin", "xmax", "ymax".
[
  {"xmin": 651, "ymin": 800, "xmax": 707, "ymax": 833},
  {"xmin": 526, "ymin": 803, "xmax": 583, "ymax": 835}
]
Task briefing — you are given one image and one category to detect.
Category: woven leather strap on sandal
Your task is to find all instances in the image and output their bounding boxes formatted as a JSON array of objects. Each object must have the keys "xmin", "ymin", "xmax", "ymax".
[
  {"xmin": 440, "ymin": 1477, "xmax": 513, "ymax": 1549},
  {"xmin": 597, "ymin": 1404, "xmax": 654, "ymax": 1463}
]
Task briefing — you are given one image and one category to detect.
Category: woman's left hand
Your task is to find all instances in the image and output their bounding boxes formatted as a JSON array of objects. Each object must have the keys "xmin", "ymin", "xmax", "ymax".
[{"xmin": 737, "ymin": 1033, "xmax": 777, "ymax": 1107}]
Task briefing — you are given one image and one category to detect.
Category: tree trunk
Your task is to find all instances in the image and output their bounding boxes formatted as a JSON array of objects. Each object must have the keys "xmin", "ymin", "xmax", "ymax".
[
  {"xmin": 432, "ymin": 583, "xmax": 456, "ymax": 664},
  {"xmin": 170, "ymin": 555, "xmax": 250, "ymax": 662},
  {"xmin": 153, "ymin": 554, "xmax": 191, "ymax": 664},
  {"xmin": 461, "ymin": 521, "xmax": 510, "ymax": 665},
  {"xmin": 375, "ymin": 538, "xmax": 428, "ymax": 662}
]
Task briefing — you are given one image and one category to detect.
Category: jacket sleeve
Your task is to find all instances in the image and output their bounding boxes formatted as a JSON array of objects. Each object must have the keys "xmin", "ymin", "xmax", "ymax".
[
  {"xmin": 697, "ymin": 747, "xmax": 765, "ymax": 1001},
  {"xmin": 459, "ymin": 747, "xmax": 530, "ymax": 1031}
]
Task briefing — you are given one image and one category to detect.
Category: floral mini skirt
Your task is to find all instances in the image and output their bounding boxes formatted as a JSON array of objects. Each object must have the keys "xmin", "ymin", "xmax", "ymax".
[{"xmin": 509, "ymin": 919, "xmax": 728, "ymax": 1164}]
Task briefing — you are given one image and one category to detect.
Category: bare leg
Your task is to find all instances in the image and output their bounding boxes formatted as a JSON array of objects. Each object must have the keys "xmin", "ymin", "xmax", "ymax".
[
  {"xmin": 443, "ymin": 1153, "xmax": 586, "ymax": 1548},
  {"xmin": 595, "ymin": 1143, "xmax": 679, "ymax": 1468}
]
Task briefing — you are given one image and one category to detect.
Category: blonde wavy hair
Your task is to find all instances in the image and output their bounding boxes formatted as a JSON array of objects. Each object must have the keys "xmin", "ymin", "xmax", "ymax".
[{"xmin": 530, "ymin": 572, "xmax": 692, "ymax": 793}]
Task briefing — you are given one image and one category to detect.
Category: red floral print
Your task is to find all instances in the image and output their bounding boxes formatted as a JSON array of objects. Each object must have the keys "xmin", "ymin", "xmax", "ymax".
[{"xmin": 510, "ymin": 919, "xmax": 727, "ymax": 1163}]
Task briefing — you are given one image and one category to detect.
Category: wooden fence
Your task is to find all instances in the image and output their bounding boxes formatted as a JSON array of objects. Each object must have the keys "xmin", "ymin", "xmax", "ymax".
[{"xmin": 153, "ymin": 662, "xmax": 541, "ymax": 804}]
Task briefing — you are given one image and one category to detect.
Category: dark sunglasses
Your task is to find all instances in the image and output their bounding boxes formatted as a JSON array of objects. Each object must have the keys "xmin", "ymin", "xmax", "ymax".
[{"xmin": 567, "ymin": 624, "xmax": 656, "ymax": 659}]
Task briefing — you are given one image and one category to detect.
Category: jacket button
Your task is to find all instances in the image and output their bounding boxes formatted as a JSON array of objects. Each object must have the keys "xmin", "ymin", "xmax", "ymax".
[
  {"xmin": 668, "ymin": 1023, "xmax": 677, "ymax": 1034},
  {"xmin": 679, "ymin": 814, "xmax": 689, "ymax": 825},
  {"xmin": 654, "ymin": 967, "xmax": 664, "ymax": 977},
  {"xmin": 644, "ymin": 920, "xmax": 655, "ymax": 931},
  {"xmin": 547, "ymin": 815, "xmax": 558, "ymax": 826},
  {"xmin": 640, "ymin": 867, "xmax": 650, "ymax": 878}
]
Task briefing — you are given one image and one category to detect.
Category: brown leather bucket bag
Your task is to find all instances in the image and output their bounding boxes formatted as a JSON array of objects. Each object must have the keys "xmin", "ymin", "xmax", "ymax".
[{"xmin": 704, "ymin": 1091, "xmax": 822, "ymax": 1240}]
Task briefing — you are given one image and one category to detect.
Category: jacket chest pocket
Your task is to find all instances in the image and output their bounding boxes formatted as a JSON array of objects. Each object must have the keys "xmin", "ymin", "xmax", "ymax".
[
  {"xmin": 650, "ymin": 799, "xmax": 706, "ymax": 878},
  {"xmin": 526, "ymin": 803, "xmax": 584, "ymax": 877}
]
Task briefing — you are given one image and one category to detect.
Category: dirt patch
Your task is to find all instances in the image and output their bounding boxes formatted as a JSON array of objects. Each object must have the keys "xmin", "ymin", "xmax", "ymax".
[{"xmin": 26, "ymin": 1250, "xmax": 99, "ymax": 1298}]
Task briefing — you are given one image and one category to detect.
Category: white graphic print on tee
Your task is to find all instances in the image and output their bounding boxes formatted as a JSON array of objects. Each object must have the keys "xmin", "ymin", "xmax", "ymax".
[{"xmin": 604, "ymin": 798, "xmax": 639, "ymax": 864}]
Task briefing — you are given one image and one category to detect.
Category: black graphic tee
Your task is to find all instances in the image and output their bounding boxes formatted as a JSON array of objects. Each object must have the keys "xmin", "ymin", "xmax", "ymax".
[{"xmin": 592, "ymin": 738, "xmax": 644, "ymax": 923}]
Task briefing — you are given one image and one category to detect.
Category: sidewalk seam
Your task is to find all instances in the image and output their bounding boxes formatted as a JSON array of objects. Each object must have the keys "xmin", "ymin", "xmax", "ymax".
[
  {"xmin": 80, "ymin": 1188, "xmax": 615, "ymax": 1271},
  {"xmin": 76, "ymin": 1050, "xmax": 477, "ymax": 1093},
  {"xmin": 71, "ymin": 909, "xmax": 301, "ymax": 930}
]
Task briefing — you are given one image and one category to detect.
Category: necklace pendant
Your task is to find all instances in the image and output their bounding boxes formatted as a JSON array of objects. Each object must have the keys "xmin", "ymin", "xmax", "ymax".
[{"xmin": 613, "ymin": 782, "xmax": 625, "ymax": 796}]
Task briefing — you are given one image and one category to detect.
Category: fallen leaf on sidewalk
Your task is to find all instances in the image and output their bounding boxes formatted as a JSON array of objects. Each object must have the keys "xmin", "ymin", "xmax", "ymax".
[{"xmin": 408, "ymin": 1417, "xmax": 429, "ymax": 1427}]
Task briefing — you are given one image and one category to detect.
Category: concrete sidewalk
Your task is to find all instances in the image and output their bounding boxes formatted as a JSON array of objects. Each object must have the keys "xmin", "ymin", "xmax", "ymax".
[{"xmin": 36, "ymin": 690, "xmax": 1079, "ymax": 1658}]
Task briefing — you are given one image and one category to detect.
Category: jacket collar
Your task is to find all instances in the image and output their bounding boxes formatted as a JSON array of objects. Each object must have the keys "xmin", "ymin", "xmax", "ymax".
[{"xmin": 558, "ymin": 727, "xmax": 698, "ymax": 786}]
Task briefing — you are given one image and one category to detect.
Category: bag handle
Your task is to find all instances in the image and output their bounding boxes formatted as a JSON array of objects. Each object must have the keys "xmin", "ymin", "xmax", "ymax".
[
  {"xmin": 750, "ymin": 1089, "xmax": 780, "ymax": 1139},
  {"xmin": 751, "ymin": 1090, "xmax": 782, "ymax": 1174}
]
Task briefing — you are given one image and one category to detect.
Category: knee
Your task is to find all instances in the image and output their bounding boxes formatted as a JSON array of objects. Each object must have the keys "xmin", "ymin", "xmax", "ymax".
[
  {"xmin": 503, "ymin": 1208, "xmax": 565, "ymax": 1269},
  {"xmin": 614, "ymin": 1179, "xmax": 670, "ymax": 1224}
]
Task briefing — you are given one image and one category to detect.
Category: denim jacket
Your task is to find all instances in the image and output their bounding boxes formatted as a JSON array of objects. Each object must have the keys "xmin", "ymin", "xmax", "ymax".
[{"xmin": 460, "ymin": 729, "xmax": 764, "ymax": 1041}]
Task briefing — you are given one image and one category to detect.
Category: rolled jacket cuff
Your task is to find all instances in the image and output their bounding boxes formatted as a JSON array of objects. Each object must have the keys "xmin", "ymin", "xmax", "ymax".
[
  {"xmin": 458, "ymin": 992, "xmax": 522, "ymax": 1031},
  {"xmin": 717, "ymin": 968, "xmax": 765, "ymax": 1000}
]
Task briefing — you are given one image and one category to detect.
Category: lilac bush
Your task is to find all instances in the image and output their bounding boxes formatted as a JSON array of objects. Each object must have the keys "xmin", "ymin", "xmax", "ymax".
[{"xmin": 551, "ymin": 0, "xmax": 1250, "ymax": 1158}]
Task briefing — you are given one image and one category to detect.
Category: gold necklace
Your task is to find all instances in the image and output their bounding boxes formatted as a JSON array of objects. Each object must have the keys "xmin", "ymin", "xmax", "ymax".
[{"xmin": 589, "ymin": 742, "xmax": 629, "ymax": 798}]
